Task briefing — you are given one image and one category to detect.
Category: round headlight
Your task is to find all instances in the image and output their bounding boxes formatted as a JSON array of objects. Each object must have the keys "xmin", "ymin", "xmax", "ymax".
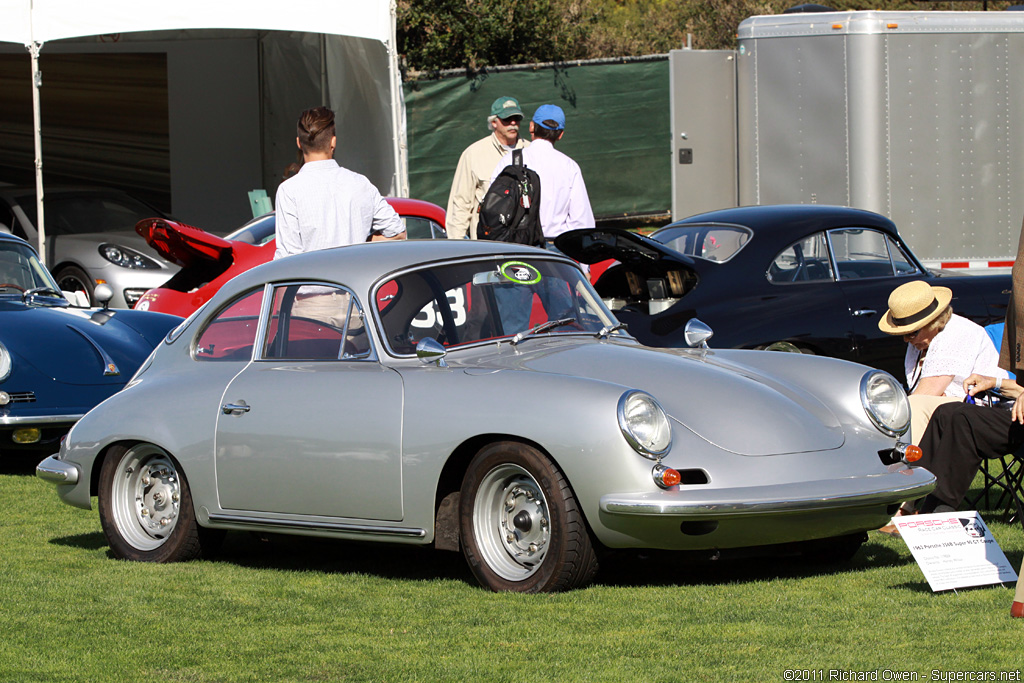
[
  {"xmin": 860, "ymin": 371, "xmax": 910, "ymax": 437},
  {"xmin": 0, "ymin": 342, "xmax": 11, "ymax": 382},
  {"xmin": 98, "ymin": 243, "xmax": 160, "ymax": 269},
  {"xmin": 617, "ymin": 391, "xmax": 672, "ymax": 459}
]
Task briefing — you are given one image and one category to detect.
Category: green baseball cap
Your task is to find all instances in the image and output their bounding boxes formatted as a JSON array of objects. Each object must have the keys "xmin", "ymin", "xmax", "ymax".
[{"xmin": 490, "ymin": 96, "xmax": 523, "ymax": 119}]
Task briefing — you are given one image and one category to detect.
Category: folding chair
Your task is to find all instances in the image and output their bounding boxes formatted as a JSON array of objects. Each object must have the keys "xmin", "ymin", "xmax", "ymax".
[{"xmin": 964, "ymin": 446, "xmax": 1024, "ymax": 530}]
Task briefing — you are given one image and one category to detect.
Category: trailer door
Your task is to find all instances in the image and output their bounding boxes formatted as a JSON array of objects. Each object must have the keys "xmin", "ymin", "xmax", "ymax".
[{"xmin": 669, "ymin": 49, "xmax": 737, "ymax": 221}]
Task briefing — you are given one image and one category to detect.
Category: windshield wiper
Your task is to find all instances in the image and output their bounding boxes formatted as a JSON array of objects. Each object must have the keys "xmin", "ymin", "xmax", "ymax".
[
  {"xmin": 595, "ymin": 322, "xmax": 627, "ymax": 339},
  {"xmin": 510, "ymin": 318, "xmax": 577, "ymax": 346},
  {"xmin": 23, "ymin": 287, "xmax": 69, "ymax": 307}
]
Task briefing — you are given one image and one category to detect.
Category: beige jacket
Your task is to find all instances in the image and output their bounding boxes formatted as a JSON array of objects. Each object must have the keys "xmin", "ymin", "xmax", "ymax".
[{"xmin": 445, "ymin": 133, "xmax": 528, "ymax": 239}]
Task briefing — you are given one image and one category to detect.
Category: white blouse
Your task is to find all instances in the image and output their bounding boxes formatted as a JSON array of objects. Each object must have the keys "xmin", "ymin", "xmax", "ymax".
[{"xmin": 904, "ymin": 314, "xmax": 1007, "ymax": 399}]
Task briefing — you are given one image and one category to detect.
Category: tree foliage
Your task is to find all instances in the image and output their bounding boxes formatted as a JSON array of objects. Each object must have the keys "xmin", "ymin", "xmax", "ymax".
[
  {"xmin": 396, "ymin": 0, "xmax": 592, "ymax": 74},
  {"xmin": 398, "ymin": 0, "xmax": 1019, "ymax": 75}
]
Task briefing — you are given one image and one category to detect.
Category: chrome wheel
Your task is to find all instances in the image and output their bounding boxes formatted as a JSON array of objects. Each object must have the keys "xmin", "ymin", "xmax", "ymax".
[
  {"xmin": 108, "ymin": 444, "xmax": 182, "ymax": 551},
  {"xmin": 473, "ymin": 463, "xmax": 551, "ymax": 581}
]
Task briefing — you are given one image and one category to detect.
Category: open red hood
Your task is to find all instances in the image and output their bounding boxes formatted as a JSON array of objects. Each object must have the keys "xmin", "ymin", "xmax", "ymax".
[{"xmin": 135, "ymin": 218, "xmax": 233, "ymax": 269}]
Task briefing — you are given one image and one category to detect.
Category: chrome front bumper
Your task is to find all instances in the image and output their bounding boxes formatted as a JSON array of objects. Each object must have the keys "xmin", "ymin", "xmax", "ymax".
[
  {"xmin": 36, "ymin": 454, "xmax": 80, "ymax": 485},
  {"xmin": 600, "ymin": 467, "xmax": 936, "ymax": 517}
]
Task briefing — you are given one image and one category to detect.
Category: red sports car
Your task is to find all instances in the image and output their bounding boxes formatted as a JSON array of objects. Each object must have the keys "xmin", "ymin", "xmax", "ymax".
[{"xmin": 133, "ymin": 197, "xmax": 446, "ymax": 317}]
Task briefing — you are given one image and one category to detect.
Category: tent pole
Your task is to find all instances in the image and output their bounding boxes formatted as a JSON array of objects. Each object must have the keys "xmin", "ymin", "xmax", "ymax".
[
  {"xmin": 28, "ymin": 41, "xmax": 46, "ymax": 266},
  {"xmin": 389, "ymin": 0, "xmax": 408, "ymax": 197}
]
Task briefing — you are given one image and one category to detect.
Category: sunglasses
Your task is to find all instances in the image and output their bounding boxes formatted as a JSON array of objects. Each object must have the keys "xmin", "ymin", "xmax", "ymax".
[{"xmin": 498, "ymin": 116, "xmax": 522, "ymax": 125}]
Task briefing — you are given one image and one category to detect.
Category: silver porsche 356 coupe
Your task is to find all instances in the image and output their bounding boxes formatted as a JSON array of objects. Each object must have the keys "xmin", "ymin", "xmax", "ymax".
[{"xmin": 37, "ymin": 240, "xmax": 934, "ymax": 592}]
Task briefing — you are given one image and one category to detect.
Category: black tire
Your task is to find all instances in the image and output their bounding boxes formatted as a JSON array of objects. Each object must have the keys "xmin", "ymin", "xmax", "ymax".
[
  {"xmin": 54, "ymin": 265, "xmax": 95, "ymax": 305},
  {"xmin": 459, "ymin": 441, "xmax": 598, "ymax": 592},
  {"xmin": 98, "ymin": 443, "xmax": 209, "ymax": 563}
]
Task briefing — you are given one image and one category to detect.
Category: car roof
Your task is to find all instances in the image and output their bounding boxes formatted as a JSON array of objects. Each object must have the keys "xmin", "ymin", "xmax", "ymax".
[
  {"xmin": 668, "ymin": 204, "xmax": 899, "ymax": 240},
  {"xmin": 218, "ymin": 240, "xmax": 563, "ymax": 302}
]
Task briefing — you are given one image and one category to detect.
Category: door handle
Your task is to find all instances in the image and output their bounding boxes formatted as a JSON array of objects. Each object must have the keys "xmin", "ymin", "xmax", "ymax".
[
  {"xmin": 221, "ymin": 402, "xmax": 251, "ymax": 415},
  {"xmin": 852, "ymin": 309, "xmax": 877, "ymax": 317}
]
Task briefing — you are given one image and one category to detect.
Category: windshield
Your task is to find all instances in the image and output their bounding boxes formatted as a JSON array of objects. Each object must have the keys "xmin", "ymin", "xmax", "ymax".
[
  {"xmin": 0, "ymin": 240, "xmax": 61, "ymax": 295},
  {"xmin": 651, "ymin": 224, "xmax": 752, "ymax": 263},
  {"xmin": 19, "ymin": 191, "xmax": 162, "ymax": 236},
  {"xmin": 376, "ymin": 257, "xmax": 622, "ymax": 355},
  {"xmin": 227, "ymin": 214, "xmax": 276, "ymax": 245}
]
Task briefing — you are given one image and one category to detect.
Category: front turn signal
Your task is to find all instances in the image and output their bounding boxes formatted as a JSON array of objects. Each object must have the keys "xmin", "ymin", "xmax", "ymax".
[{"xmin": 653, "ymin": 465, "xmax": 681, "ymax": 489}]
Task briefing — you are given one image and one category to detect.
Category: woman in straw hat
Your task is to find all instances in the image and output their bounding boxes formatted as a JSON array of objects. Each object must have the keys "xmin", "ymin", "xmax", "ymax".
[
  {"xmin": 879, "ymin": 280, "xmax": 1007, "ymax": 445},
  {"xmin": 876, "ymin": 280, "xmax": 1006, "ymax": 525}
]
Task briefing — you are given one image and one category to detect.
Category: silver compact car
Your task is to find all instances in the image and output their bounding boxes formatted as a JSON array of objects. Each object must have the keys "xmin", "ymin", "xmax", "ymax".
[
  {"xmin": 37, "ymin": 240, "xmax": 935, "ymax": 592},
  {"xmin": 0, "ymin": 186, "xmax": 178, "ymax": 308}
]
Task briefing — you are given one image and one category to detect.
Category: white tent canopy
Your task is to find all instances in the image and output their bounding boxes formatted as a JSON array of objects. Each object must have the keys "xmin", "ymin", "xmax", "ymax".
[{"xmin": 0, "ymin": 0, "xmax": 408, "ymax": 263}]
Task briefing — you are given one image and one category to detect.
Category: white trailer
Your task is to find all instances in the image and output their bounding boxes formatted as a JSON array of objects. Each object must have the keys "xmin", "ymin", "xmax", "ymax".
[{"xmin": 671, "ymin": 10, "xmax": 1024, "ymax": 269}]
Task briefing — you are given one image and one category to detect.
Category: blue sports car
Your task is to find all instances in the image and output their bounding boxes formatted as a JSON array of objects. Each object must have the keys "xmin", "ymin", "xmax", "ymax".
[{"xmin": 0, "ymin": 232, "xmax": 181, "ymax": 458}]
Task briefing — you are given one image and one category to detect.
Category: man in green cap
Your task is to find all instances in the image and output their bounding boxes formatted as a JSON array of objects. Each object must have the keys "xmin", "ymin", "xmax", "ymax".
[{"xmin": 446, "ymin": 96, "xmax": 530, "ymax": 239}]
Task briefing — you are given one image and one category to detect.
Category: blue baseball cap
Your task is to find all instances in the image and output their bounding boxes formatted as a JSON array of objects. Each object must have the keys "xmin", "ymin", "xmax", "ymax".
[{"xmin": 532, "ymin": 104, "xmax": 565, "ymax": 131}]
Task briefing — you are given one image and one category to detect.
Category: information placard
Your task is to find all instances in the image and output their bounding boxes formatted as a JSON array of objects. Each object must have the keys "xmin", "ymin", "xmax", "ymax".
[{"xmin": 892, "ymin": 511, "xmax": 1018, "ymax": 592}]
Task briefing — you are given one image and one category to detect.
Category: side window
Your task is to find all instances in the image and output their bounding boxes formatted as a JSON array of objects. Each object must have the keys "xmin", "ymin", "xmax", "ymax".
[
  {"xmin": 829, "ymin": 228, "xmax": 897, "ymax": 280},
  {"xmin": 887, "ymin": 235, "xmax": 920, "ymax": 276},
  {"xmin": 261, "ymin": 284, "xmax": 370, "ymax": 360},
  {"xmin": 767, "ymin": 232, "xmax": 833, "ymax": 284},
  {"xmin": 402, "ymin": 216, "xmax": 445, "ymax": 240},
  {"xmin": 194, "ymin": 288, "xmax": 265, "ymax": 361}
]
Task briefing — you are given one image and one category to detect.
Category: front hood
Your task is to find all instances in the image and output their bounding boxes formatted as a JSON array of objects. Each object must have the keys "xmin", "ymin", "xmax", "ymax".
[
  {"xmin": 468, "ymin": 340, "xmax": 844, "ymax": 456},
  {"xmin": 555, "ymin": 228, "xmax": 696, "ymax": 269},
  {"xmin": 136, "ymin": 218, "xmax": 233, "ymax": 269},
  {"xmin": 0, "ymin": 304, "xmax": 157, "ymax": 385}
]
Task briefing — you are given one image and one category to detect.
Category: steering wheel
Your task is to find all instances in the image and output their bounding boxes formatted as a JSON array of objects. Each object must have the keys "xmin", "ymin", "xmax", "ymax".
[{"xmin": 0, "ymin": 282, "xmax": 26, "ymax": 292}]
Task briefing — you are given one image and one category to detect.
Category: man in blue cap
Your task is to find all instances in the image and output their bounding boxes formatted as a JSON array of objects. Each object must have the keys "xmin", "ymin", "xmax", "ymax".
[
  {"xmin": 491, "ymin": 103, "xmax": 594, "ymax": 245},
  {"xmin": 446, "ymin": 96, "xmax": 530, "ymax": 239}
]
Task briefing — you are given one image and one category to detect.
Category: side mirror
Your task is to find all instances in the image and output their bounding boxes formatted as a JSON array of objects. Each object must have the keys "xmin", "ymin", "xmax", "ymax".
[
  {"xmin": 416, "ymin": 338, "xmax": 448, "ymax": 368},
  {"xmin": 684, "ymin": 318, "xmax": 714, "ymax": 349},
  {"xmin": 93, "ymin": 283, "xmax": 114, "ymax": 310}
]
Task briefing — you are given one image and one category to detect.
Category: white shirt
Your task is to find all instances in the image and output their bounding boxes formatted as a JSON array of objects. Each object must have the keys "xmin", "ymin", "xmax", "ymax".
[
  {"xmin": 491, "ymin": 138, "xmax": 595, "ymax": 239},
  {"xmin": 905, "ymin": 313, "xmax": 1008, "ymax": 398},
  {"xmin": 274, "ymin": 160, "xmax": 404, "ymax": 259}
]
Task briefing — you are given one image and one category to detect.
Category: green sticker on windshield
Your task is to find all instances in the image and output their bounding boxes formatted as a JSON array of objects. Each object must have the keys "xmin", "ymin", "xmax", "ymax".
[{"xmin": 498, "ymin": 261, "xmax": 542, "ymax": 285}]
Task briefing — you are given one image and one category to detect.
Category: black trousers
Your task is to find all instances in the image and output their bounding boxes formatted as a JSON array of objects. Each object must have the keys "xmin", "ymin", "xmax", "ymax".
[{"xmin": 917, "ymin": 401, "xmax": 1024, "ymax": 511}]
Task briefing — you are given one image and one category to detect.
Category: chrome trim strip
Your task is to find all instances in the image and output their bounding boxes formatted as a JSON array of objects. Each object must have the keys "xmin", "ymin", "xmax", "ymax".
[
  {"xmin": 600, "ymin": 473, "xmax": 936, "ymax": 517},
  {"xmin": 207, "ymin": 513, "xmax": 426, "ymax": 537},
  {"xmin": 66, "ymin": 325, "xmax": 120, "ymax": 376},
  {"xmin": 0, "ymin": 413, "xmax": 82, "ymax": 425},
  {"xmin": 36, "ymin": 455, "xmax": 79, "ymax": 485}
]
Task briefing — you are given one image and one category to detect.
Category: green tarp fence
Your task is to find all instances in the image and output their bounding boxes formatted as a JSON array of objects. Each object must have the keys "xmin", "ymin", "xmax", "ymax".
[{"xmin": 403, "ymin": 56, "xmax": 671, "ymax": 223}]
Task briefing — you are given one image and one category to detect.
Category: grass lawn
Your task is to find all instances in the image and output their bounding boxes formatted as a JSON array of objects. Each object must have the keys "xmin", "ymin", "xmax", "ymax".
[{"xmin": 2, "ymin": 457, "xmax": 1022, "ymax": 683}]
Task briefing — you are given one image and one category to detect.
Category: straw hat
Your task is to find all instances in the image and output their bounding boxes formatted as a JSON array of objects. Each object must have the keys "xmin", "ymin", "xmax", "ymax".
[{"xmin": 878, "ymin": 280, "xmax": 953, "ymax": 335}]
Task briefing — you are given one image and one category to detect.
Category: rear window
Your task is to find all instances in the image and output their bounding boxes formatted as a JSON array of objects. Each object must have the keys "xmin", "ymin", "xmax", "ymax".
[{"xmin": 651, "ymin": 224, "xmax": 751, "ymax": 263}]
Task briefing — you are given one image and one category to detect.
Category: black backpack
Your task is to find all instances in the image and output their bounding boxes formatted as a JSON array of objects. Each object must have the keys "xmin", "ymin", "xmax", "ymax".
[{"xmin": 476, "ymin": 149, "xmax": 543, "ymax": 246}]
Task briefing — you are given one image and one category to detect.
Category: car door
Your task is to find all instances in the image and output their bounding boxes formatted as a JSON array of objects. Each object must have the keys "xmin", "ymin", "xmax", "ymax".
[
  {"xmin": 214, "ymin": 282, "xmax": 404, "ymax": 521},
  {"xmin": 829, "ymin": 227, "xmax": 917, "ymax": 378},
  {"xmin": 751, "ymin": 230, "xmax": 858, "ymax": 361}
]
